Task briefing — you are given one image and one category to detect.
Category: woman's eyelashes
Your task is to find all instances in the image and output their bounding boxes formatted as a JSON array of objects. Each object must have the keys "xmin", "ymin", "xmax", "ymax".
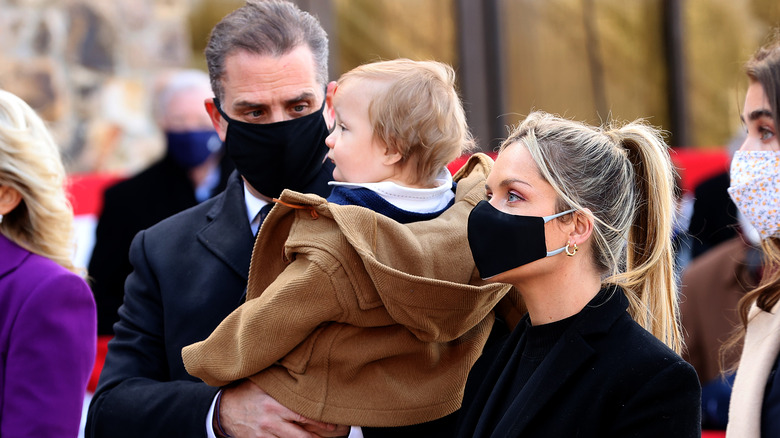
[
  {"xmin": 507, "ymin": 191, "xmax": 525, "ymax": 202},
  {"xmin": 758, "ymin": 125, "xmax": 775, "ymax": 142}
]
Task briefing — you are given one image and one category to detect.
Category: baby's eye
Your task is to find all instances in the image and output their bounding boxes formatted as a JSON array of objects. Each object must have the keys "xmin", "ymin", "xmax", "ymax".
[{"xmin": 339, "ymin": 123, "xmax": 347, "ymax": 131}]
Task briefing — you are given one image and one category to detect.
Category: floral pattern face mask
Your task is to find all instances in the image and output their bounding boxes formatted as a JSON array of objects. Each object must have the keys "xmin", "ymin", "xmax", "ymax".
[{"xmin": 727, "ymin": 150, "xmax": 780, "ymax": 240}]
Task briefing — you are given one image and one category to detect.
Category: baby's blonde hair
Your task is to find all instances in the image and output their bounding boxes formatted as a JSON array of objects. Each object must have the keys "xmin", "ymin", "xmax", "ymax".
[
  {"xmin": 338, "ymin": 59, "xmax": 475, "ymax": 186},
  {"xmin": 0, "ymin": 89, "xmax": 77, "ymax": 274}
]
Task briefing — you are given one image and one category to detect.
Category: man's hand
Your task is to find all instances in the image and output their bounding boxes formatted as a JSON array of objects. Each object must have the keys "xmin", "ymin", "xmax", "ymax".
[{"xmin": 217, "ymin": 380, "xmax": 350, "ymax": 438}]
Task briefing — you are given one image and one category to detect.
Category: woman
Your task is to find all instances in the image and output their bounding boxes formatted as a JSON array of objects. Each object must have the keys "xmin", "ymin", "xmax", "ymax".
[
  {"xmin": 725, "ymin": 34, "xmax": 780, "ymax": 438},
  {"xmin": 453, "ymin": 111, "xmax": 701, "ymax": 437},
  {"xmin": 0, "ymin": 89, "xmax": 97, "ymax": 436}
]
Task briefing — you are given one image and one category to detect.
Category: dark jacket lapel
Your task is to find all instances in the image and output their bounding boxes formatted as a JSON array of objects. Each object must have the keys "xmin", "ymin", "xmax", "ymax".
[{"xmin": 197, "ymin": 171, "xmax": 254, "ymax": 281}]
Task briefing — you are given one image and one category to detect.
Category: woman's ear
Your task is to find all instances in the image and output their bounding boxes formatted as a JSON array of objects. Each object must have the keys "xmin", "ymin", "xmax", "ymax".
[
  {"xmin": 0, "ymin": 186, "xmax": 22, "ymax": 216},
  {"xmin": 569, "ymin": 208, "xmax": 594, "ymax": 246}
]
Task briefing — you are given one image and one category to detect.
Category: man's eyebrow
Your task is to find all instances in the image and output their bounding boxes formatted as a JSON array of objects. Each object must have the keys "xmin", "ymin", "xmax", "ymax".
[
  {"xmin": 230, "ymin": 92, "xmax": 318, "ymax": 111},
  {"xmin": 741, "ymin": 108, "xmax": 774, "ymax": 123},
  {"xmin": 284, "ymin": 91, "xmax": 317, "ymax": 106},
  {"xmin": 232, "ymin": 100, "xmax": 266, "ymax": 111}
]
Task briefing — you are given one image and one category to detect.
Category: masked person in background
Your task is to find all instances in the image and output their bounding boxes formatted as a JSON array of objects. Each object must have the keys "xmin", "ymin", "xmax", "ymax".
[
  {"xmin": 88, "ymin": 69, "xmax": 233, "ymax": 335},
  {"xmin": 723, "ymin": 32, "xmax": 780, "ymax": 438}
]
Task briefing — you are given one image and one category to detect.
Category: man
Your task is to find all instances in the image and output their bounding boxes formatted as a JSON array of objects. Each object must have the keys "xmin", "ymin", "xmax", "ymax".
[
  {"xmin": 85, "ymin": 2, "xmax": 345, "ymax": 437},
  {"xmin": 88, "ymin": 69, "xmax": 233, "ymax": 336}
]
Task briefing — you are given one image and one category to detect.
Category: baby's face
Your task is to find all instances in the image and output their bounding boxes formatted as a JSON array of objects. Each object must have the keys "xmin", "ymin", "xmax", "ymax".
[{"xmin": 324, "ymin": 80, "xmax": 395, "ymax": 183}]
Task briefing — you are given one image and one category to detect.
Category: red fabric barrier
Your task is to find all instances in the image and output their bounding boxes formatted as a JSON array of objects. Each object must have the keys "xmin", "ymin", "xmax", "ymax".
[
  {"xmin": 66, "ymin": 173, "xmax": 124, "ymax": 216},
  {"xmin": 670, "ymin": 147, "xmax": 730, "ymax": 194},
  {"xmin": 87, "ymin": 335, "xmax": 112, "ymax": 393}
]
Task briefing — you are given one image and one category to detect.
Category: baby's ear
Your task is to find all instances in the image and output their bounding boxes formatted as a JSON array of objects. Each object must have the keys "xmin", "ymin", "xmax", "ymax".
[{"xmin": 382, "ymin": 142, "xmax": 403, "ymax": 166}]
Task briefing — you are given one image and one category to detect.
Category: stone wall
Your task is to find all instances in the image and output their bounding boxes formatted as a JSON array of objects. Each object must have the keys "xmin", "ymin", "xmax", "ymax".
[{"xmin": 0, "ymin": 0, "xmax": 193, "ymax": 174}]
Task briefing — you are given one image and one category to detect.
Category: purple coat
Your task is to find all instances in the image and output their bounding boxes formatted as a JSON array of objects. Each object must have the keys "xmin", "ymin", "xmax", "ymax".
[{"xmin": 0, "ymin": 233, "xmax": 96, "ymax": 437}]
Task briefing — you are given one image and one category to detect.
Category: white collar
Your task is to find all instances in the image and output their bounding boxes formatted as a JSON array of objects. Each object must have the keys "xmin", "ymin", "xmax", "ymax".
[{"xmin": 328, "ymin": 168, "xmax": 454, "ymax": 213}]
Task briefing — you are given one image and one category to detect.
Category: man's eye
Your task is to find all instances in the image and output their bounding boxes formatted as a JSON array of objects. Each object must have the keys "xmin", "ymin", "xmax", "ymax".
[
  {"xmin": 250, "ymin": 110, "xmax": 264, "ymax": 118},
  {"xmin": 293, "ymin": 104, "xmax": 307, "ymax": 112}
]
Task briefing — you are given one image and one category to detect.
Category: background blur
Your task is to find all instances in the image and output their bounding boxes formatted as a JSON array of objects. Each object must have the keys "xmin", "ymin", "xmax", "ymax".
[{"xmin": 1, "ymin": 0, "xmax": 779, "ymax": 176}]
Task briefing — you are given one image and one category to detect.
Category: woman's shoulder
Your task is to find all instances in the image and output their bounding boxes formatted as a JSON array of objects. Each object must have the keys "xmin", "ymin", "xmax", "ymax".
[
  {"xmin": 598, "ymin": 312, "xmax": 695, "ymax": 379},
  {"xmin": 13, "ymin": 250, "xmax": 92, "ymax": 300}
]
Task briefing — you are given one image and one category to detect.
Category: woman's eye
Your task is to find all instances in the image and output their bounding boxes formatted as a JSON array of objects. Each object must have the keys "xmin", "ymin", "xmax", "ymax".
[
  {"xmin": 508, "ymin": 192, "xmax": 524, "ymax": 202},
  {"xmin": 759, "ymin": 126, "xmax": 775, "ymax": 141}
]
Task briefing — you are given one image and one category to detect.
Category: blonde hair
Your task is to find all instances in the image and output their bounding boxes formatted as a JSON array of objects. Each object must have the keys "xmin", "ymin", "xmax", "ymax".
[
  {"xmin": 338, "ymin": 59, "xmax": 475, "ymax": 186},
  {"xmin": 0, "ymin": 89, "xmax": 78, "ymax": 274},
  {"xmin": 503, "ymin": 111, "xmax": 681, "ymax": 353}
]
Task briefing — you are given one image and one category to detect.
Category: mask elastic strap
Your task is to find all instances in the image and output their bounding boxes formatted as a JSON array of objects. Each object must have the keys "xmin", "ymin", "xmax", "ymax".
[
  {"xmin": 543, "ymin": 209, "xmax": 575, "ymax": 257},
  {"xmin": 542, "ymin": 208, "xmax": 575, "ymax": 223},
  {"xmin": 212, "ymin": 98, "xmax": 235, "ymax": 123}
]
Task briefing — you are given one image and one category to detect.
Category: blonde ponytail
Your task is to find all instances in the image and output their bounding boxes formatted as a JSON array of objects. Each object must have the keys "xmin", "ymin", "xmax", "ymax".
[{"xmin": 505, "ymin": 112, "xmax": 682, "ymax": 353}]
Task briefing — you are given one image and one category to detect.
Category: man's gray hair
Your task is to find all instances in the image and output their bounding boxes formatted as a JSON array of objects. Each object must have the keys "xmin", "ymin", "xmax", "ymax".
[{"xmin": 205, "ymin": 0, "xmax": 329, "ymax": 102}]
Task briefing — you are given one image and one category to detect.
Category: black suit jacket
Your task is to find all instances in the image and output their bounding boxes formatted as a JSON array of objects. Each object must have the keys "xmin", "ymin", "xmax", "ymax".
[
  {"xmin": 452, "ymin": 288, "xmax": 702, "ymax": 438},
  {"xmin": 687, "ymin": 171, "xmax": 738, "ymax": 259},
  {"xmin": 86, "ymin": 163, "xmax": 333, "ymax": 437},
  {"xmin": 88, "ymin": 154, "xmax": 233, "ymax": 334}
]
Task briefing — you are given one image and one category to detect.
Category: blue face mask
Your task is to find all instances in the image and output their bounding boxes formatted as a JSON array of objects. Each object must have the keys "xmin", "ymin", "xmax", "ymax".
[
  {"xmin": 166, "ymin": 130, "xmax": 222, "ymax": 169},
  {"xmin": 467, "ymin": 200, "xmax": 575, "ymax": 279}
]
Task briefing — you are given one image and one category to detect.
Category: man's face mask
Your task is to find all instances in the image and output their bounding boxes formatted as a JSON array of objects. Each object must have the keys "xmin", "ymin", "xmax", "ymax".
[
  {"xmin": 467, "ymin": 200, "xmax": 575, "ymax": 279},
  {"xmin": 213, "ymin": 98, "xmax": 329, "ymax": 198}
]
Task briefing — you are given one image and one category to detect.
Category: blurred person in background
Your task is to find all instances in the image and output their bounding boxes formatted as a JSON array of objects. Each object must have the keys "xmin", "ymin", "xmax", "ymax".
[
  {"xmin": 724, "ymin": 32, "xmax": 780, "ymax": 438},
  {"xmin": 0, "ymin": 89, "xmax": 97, "ymax": 437},
  {"xmin": 88, "ymin": 68, "xmax": 232, "ymax": 335}
]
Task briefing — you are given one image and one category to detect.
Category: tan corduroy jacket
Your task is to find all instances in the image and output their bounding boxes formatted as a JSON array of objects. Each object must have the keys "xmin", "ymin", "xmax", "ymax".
[{"xmin": 182, "ymin": 153, "xmax": 516, "ymax": 427}]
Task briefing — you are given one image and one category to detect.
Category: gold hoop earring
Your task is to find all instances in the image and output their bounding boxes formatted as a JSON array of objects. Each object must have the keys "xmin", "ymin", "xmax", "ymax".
[{"xmin": 565, "ymin": 241, "xmax": 578, "ymax": 257}]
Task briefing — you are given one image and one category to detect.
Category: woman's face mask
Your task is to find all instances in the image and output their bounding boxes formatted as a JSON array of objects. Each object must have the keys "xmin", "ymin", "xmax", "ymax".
[
  {"xmin": 727, "ymin": 150, "xmax": 780, "ymax": 240},
  {"xmin": 467, "ymin": 200, "xmax": 575, "ymax": 279}
]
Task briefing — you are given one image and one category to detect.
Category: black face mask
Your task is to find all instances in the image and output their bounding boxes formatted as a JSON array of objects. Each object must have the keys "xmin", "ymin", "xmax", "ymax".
[
  {"xmin": 214, "ymin": 98, "xmax": 329, "ymax": 198},
  {"xmin": 467, "ymin": 200, "xmax": 575, "ymax": 279}
]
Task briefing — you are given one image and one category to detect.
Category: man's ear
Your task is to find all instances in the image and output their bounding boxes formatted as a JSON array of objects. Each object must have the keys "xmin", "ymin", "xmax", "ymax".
[
  {"xmin": 204, "ymin": 98, "xmax": 227, "ymax": 142},
  {"xmin": 324, "ymin": 81, "xmax": 337, "ymax": 130},
  {"xmin": 0, "ymin": 186, "xmax": 22, "ymax": 216}
]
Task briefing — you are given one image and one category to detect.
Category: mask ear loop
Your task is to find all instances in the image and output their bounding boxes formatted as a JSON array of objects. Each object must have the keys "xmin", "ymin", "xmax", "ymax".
[{"xmin": 565, "ymin": 241, "xmax": 578, "ymax": 256}]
